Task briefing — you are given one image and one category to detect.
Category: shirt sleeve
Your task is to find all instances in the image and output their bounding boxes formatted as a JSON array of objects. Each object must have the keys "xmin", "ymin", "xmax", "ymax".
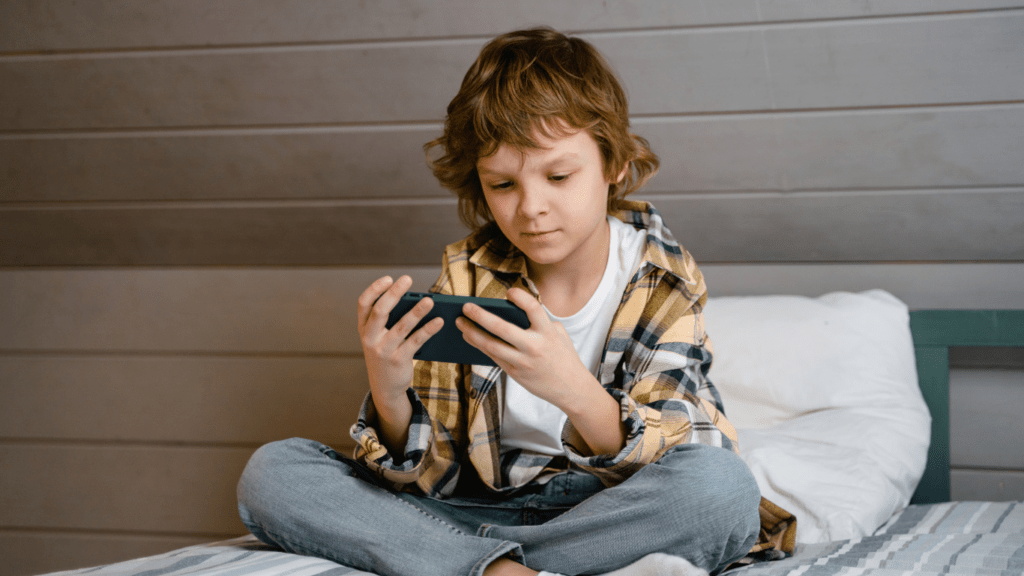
[
  {"xmin": 348, "ymin": 257, "xmax": 467, "ymax": 498},
  {"xmin": 561, "ymin": 269, "xmax": 738, "ymax": 486}
]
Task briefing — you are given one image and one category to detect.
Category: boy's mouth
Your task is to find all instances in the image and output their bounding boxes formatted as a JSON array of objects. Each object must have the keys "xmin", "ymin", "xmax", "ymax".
[{"xmin": 521, "ymin": 230, "xmax": 556, "ymax": 238}]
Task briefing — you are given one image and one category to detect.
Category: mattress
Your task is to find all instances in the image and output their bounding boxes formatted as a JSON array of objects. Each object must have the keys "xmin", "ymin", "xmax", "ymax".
[{"xmin": 45, "ymin": 500, "xmax": 1023, "ymax": 576}]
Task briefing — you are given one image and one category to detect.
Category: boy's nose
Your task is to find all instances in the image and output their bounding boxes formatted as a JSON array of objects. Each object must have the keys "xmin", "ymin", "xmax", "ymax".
[{"xmin": 517, "ymin": 183, "xmax": 549, "ymax": 217}]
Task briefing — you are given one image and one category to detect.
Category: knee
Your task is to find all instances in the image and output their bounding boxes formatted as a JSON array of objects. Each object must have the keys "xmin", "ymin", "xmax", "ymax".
[
  {"xmin": 651, "ymin": 445, "xmax": 762, "ymax": 568},
  {"xmin": 237, "ymin": 437, "xmax": 322, "ymax": 516},
  {"xmin": 655, "ymin": 444, "xmax": 759, "ymax": 506}
]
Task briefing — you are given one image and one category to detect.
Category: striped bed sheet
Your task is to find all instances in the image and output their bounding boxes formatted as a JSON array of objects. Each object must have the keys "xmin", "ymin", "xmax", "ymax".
[{"xmin": 46, "ymin": 501, "xmax": 1023, "ymax": 576}]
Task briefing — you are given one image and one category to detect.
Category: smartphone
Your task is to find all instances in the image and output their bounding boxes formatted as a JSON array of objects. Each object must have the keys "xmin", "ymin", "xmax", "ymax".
[{"xmin": 385, "ymin": 291, "xmax": 530, "ymax": 366}]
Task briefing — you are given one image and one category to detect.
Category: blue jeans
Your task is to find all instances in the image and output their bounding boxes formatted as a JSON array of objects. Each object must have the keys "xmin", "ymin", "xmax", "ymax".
[{"xmin": 237, "ymin": 438, "xmax": 759, "ymax": 576}]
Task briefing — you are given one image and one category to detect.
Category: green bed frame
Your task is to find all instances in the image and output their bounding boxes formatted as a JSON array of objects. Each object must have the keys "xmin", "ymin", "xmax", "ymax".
[{"xmin": 909, "ymin": 309, "xmax": 1024, "ymax": 504}]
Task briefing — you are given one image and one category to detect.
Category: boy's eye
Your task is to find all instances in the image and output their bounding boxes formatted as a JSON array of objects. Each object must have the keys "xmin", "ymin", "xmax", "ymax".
[
  {"xmin": 488, "ymin": 181, "xmax": 513, "ymax": 190},
  {"xmin": 549, "ymin": 174, "xmax": 570, "ymax": 183}
]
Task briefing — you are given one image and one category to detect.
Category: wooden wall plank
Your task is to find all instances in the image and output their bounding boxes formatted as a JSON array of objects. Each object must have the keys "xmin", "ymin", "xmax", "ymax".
[
  {"xmin": 7, "ymin": 105, "xmax": 1022, "ymax": 203},
  {"xmin": 0, "ymin": 532, "xmax": 211, "ymax": 576},
  {"xmin": 5, "ymin": 351, "xmax": 1022, "ymax": 456},
  {"xmin": 645, "ymin": 189, "xmax": 1024, "ymax": 263},
  {"xmin": 2, "ymin": 266, "xmax": 1022, "ymax": 356},
  {"xmin": 0, "ymin": 356, "xmax": 365, "ymax": 445},
  {"xmin": 0, "ymin": 201, "xmax": 465, "ymax": 266},
  {"xmin": 3, "ymin": 189, "xmax": 1021, "ymax": 266},
  {"xmin": 0, "ymin": 444, "xmax": 253, "ymax": 534},
  {"xmin": 759, "ymin": 0, "xmax": 1024, "ymax": 20},
  {"xmin": 641, "ymin": 105, "xmax": 1024, "ymax": 193},
  {"xmin": 4, "ymin": 13, "xmax": 1022, "ymax": 131},
  {"xmin": 6, "ymin": 105, "xmax": 1022, "ymax": 203},
  {"xmin": 594, "ymin": 29, "xmax": 774, "ymax": 114},
  {"xmin": 0, "ymin": 43, "xmax": 481, "ymax": 130},
  {"xmin": 0, "ymin": 126, "xmax": 446, "ymax": 202},
  {"xmin": 4, "ymin": 1, "xmax": 1020, "ymax": 53},
  {"xmin": 950, "ymin": 369, "xmax": 1024, "ymax": 470},
  {"xmin": 0, "ymin": 0, "xmax": 762, "ymax": 52},
  {"xmin": 763, "ymin": 11, "xmax": 1024, "ymax": 109},
  {"xmin": 951, "ymin": 468, "xmax": 1024, "ymax": 501},
  {"xmin": 0, "ymin": 267, "xmax": 440, "ymax": 353},
  {"xmin": 700, "ymin": 264, "xmax": 1024, "ymax": 309}
]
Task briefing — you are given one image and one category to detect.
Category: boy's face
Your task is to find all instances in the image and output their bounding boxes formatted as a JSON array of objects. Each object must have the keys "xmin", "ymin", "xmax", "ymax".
[{"xmin": 476, "ymin": 126, "xmax": 623, "ymax": 275}]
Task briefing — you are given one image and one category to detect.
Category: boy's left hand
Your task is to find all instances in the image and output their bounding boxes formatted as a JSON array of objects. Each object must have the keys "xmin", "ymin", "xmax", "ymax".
[{"xmin": 455, "ymin": 287, "xmax": 593, "ymax": 412}]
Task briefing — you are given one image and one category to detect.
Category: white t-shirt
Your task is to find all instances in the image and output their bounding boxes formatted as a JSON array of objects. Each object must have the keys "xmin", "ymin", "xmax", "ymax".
[{"xmin": 501, "ymin": 216, "xmax": 646, "ymax": 456}]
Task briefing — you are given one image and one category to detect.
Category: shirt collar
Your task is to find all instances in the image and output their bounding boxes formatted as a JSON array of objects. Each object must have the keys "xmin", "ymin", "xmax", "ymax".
[
  {"xmin": 467, "ymin": 224, "xmax": 529, "ymax": 277},
  {"xmin": 614, "ymin": 200, "xmax": 695, "ymax": 284}
]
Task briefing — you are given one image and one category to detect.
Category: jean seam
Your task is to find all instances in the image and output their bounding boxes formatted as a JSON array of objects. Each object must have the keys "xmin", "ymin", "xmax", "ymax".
[
  {"xmin": 247, "ymin": 503, "xmax": 523, "ymax": 576},
  {"xmin": 314, "ymin": 442, "xmax": 467, "ymax": 536},
  {"xmin": 389, "ymin": 490, "xmax": 469, "ymax": 536}
]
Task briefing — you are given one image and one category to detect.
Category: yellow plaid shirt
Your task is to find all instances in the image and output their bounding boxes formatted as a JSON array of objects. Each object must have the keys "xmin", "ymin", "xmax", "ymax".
[{"xmin": 351, "ymin": 200, "xmax": 795, "ymax": 557}]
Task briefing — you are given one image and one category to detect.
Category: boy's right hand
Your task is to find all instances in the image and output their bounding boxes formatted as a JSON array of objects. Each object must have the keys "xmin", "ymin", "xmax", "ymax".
[{"xmin": 357, "ymin": 275, "xmax": 444, "ymax": 410}]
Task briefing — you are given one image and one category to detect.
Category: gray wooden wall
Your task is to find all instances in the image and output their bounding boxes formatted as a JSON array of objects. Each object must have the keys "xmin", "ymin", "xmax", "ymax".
[{"xmin": 2, "ymin": 1, "xmax": 1023, "ymax": 574}]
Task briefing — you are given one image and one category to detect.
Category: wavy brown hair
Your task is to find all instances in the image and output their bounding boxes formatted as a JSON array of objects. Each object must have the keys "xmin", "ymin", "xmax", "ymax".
[{"xmin": 425, "ymin": 27, "xmax": 660, "ymax": 232}]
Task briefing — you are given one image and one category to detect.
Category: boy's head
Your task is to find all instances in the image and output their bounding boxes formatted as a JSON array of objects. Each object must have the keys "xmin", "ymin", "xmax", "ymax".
[{"xmin": 426, "ymin": 27, "xmax": 659, "ymax": 232}]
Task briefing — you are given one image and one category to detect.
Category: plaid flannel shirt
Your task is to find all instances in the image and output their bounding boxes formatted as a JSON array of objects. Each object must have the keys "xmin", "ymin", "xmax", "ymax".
[{"xmin": 351, "ymin": 200, "xmax": 796, "ymax": 556}]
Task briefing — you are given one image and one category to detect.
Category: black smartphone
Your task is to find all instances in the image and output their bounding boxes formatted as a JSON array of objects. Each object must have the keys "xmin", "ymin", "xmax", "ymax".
[{"xmin": 385, "ymin": 292, "xmax": 530, "ymax": 366}]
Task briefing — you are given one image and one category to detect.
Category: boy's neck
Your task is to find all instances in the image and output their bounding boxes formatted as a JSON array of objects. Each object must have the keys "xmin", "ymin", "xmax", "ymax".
[{"xmin": 526, "ymin": 219, "xmax": 611, "ymax": 318}]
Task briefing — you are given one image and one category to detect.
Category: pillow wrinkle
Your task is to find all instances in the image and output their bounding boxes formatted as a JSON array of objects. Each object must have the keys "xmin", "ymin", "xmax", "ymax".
[{"xmin": 704, "ymin": 290, "xmax": 930, "ymax": 544}]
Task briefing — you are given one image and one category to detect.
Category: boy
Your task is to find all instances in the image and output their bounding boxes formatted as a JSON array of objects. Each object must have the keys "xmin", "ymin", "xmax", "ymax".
[{"xmin": 238, "ymin": 27, "xmax": 794, "ymax": 576}]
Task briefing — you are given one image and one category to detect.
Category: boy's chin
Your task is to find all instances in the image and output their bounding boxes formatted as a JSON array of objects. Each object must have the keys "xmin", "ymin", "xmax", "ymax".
[{"xmin": 518, "ymin": 247, "xmax": 572, "ymax": 269}]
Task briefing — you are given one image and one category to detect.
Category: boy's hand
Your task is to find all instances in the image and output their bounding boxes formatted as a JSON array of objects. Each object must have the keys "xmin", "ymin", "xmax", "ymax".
[
  {"xmin": 358, "ymin": 274, "xmax": 442, "ymax": 426},
  {"xmin": 457, "ymin": 287, "xmax": 626, "ymax": 455},
  {"xmin": 455, "ymin": 287, "xmax": 594, "ymax": 413}
]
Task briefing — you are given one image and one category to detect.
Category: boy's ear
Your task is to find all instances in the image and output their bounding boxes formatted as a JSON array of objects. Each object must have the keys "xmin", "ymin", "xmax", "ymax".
[{"xmin": 613, "ymin": 162, "xmax": 629, "ymax": 184}]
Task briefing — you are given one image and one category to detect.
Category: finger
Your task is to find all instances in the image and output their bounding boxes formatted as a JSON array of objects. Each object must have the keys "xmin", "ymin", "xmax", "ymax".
[
  {"xmin": 357, "ymin": 276, "xmax": 394, "ymax": 328},
  {"xmin": 455, "ymin": 315, "xmax": 513, "ymax": 363},
  {"xmin": 388, "ymin": 294, "xmax": 436, "ymax": 341},
  {"xmin": 506, "ymin": 287, "xmax": 548, "ymax": 328},
  {"xmin": 461, "ymin": 301, "xmax": 525, "ymax": 346},
  {"xmin": 363, "ymin": 275, "xmax": 413, "ymax": 333},
  {"xmin": 398, "ymin": 316, "xmax": 444, "ymax": 356}
]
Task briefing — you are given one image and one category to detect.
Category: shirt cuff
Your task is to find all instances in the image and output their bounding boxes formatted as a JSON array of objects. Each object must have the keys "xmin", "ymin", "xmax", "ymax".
[
  {"xmin": 562, "ymin": 389, "xmax": 649, "ymax": 481},
  {"xmin": 349, "ymin": 387, "xmax": 433, "ymax": 483}
]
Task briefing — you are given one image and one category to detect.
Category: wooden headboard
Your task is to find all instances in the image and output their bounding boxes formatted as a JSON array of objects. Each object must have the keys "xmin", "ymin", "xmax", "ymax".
[{"xmin": 909, "ymin": 310, "xmax": 1024, "ymax": 504}]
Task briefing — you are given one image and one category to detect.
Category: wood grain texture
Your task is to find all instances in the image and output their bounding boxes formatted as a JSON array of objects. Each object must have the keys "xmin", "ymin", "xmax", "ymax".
[
  {"xmin": 0, "ymin": 444, "xmax": 254, "ymax": 534},
  {"xmin": 762, "ymin": 11, "xmax": 1024, "ymax": 109},
  {"xmin": 3, "ymin": 189, "xmax": 1021, "ymax": 266},
  {"xmin": 4, "ymin": 12, "xmax": 1023, "ymax": 130},
  {"xmin": 6, "ymin": 105, "xmax": 1022, "ymax": 203},
  {"xmin": 3, "ymin": 1, "xmax": 1020, "ymax": 53},
  {"xmin": 0, "ymin": 200, "xmax": 466, "ymax": 266},
  {"xmin": 0, "ymin": 267, "xmax": 440, "ymax": 353},
  {"xmin": 759, "ymin": 0, "xmax": 1024, "ymax": 20},
  {"xmin": 2, "ymin": 266, "xmax": 1022, "ymax": 356},
  {"xmin": 643, "ymin": 189, "xmax": 1024, "ymax": 263},
  {"xmin": 0, "ymin": 126, "xmax": 447, "ymax": 202},
  {"xmin": 0, "ymin": 356, "xmax": 364, "ymax": 445},
  {"xmin": 700, "ymin": 263, "xmax": 1024, "ymax": 309},
  {"xmin": 0, "ymin": 42, "xmax": 481, "ymax": 130},
  {"xmin": 0, "ymin": 0, "xmax": 762, "ymax": 52}
]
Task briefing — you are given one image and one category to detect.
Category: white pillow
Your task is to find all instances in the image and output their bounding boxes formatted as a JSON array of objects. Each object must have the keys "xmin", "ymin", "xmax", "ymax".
[{"xmin": 703, "ymin": 290, "xmax": 931, "ymax": 544}]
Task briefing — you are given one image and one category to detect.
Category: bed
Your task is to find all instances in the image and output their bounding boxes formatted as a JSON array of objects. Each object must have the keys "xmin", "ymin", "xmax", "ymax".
[{"xmin": 42, "ymin": 292, "xmax": 1024, "ymax": 576}]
